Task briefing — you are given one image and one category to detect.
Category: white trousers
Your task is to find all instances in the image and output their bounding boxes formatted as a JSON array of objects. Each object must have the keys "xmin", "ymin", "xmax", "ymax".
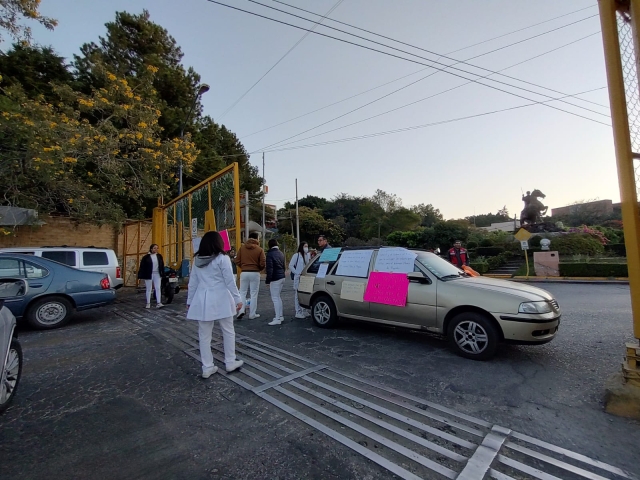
[
  {"xmin": 270, "ymin": 278, "xmax": 285, "ymax": 320},
  {"xmin": 293, "ymin": 275, "xmax": 307, "ymax": 316},
  {"xmin": 198, "ymin": 317, "xmax": 236, "ymax": 372},
  {"xmin": 239, "ymin": 271, "xmax": 260, "ymax": 317},
  {"xmin": 145, "ymin": 273, "xmax": 162, "ymax": 304}
]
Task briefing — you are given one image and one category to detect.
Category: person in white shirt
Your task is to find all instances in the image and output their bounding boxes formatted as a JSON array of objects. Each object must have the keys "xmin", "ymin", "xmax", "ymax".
[
  {"xmin": 288, "ymin": 242, "xmax": 311, "ymax": 319},
  {"xmin": 138, "ymin": 244, "xmax": 164, "ymax": 309},
  {"xmin": 187, "ymin": 231, "xmax": 244, "ymax": 378}
]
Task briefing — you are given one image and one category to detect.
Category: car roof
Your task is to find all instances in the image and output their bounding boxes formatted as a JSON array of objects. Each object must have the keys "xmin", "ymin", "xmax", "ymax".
[
  {"xmin": 0, "ymin": 253, "xmax": 107, "ymax": 276},
  {"xmin": 325, "ymin": 246, "xmax": 430, "ymax": 252},
  {"xmin": 0, "ymin": 246, "xmax": 113, "ymax": 251}
]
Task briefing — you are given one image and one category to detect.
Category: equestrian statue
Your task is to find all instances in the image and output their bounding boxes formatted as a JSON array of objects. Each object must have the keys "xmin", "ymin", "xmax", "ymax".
[{"xmin": 520, "ymin": 189, "xmax": 548, "ymax": 225}]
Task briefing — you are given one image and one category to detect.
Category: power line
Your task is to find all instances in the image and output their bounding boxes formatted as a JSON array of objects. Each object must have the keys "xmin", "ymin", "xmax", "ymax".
[
  {"xmin": 218, "ymin": 0, "xmax": 345, "ymax": 120},
  {"xmin": 260, "ymin": 32, "xmax": 604, "ymax": 152},
  {"xmin": 257, "ymin": 87, "xmax": 608, "ymax": 154},
  {"xmin": 248, "ymin": 0, "xmax": 604, "ymax": 115},
  {"xmin": 240, "ymin": 8, "xmax": 604, "ymax": 141},
  {"xmin": 271, "ymin": 0, "xmax": 608, "ymax": 110},
  {"xmin": 205, "ymin": 1, "xmax": 606, "ymax": 129}
]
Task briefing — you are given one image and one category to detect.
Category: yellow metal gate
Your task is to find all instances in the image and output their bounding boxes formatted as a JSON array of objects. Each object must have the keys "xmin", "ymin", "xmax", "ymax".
[
  {"xmin": 122, "ymin": 220, "xmax": 153, "ymax": 287},
  {"xmin": 153, "ymin": 163, "xmax": 242, "ymax": 267}
]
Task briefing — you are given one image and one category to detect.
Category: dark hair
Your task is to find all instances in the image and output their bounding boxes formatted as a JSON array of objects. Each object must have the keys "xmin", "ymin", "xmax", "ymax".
[
  {"xmin": 268, "ymin": 238, "xmax": 278, "ymax": 249},
  {"xmin": 297, "ymin": 242, "xmax": 308, "ymax": 255},
  {"xmin": 318, "ymin": 235, "xmax": 327, "ymax": 241},
  {"xmin": 149, "ymin": 244, "xmax": 158, "ymax": 253},
  {"xmin": 249, "ymin": 232, "xmax": 259, "ymax": 240},
  {"xmin": 196, "ymin": 231, "xmax": 225, "ymax": 257}
]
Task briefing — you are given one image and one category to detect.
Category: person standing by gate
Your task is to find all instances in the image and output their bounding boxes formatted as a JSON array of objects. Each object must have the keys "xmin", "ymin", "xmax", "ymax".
[
  {"xmin": 187, "ymin": 231, "xmax": 244, "ymax": 377},
  {"xmin": 138, "ymin": 244, "xmax": 165, "ymax": 309},
  {"xmin": 288, "ymin": 241, "xmax": 310, "ymax": 319},
  {"xmin": 235, "ymin": 232, "xmax": 266, "ymax": 320},
  {"xmin": 266, "ymin": 238, "xmax": 286, "ymax": 326}
]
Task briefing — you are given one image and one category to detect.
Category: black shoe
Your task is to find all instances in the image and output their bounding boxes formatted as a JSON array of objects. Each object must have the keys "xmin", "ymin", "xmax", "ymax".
[{"xmin": 236, "ymin": 312, "xmax": 245, "ymax": 320}]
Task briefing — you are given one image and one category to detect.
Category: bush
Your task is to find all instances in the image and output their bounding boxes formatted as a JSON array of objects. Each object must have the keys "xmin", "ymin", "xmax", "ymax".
[
  {"xmin": 487, "ymin": 253, "xmax": 508, "ymax": 271},
  {"xmin": 476, "ymin": 246, "xmax": 505, "ymax": 257},
  {"xmin": 480, "ymin": 238, "xmax": 495, "ymax": 247},
  {"xmin": 604, "ymin": 243, "xmax": 626, "ymax": 256},
  {"xmin": 528, "ymin": 236, "xmax": 542, "ymax": 248},
  {"xmin": 559, "ymin": 263, "xmax": 628, "ymax": 277},
  {"xmin": 466, "ymin": 241, "xmax": 478, "ymax": 249},
  {"xmin": 550, "ymin": 234, "xmax": 605, "ymax": 256},
  {"xmin": 469, "ymin": 261, "xmax": 489, "ymax": 274}
]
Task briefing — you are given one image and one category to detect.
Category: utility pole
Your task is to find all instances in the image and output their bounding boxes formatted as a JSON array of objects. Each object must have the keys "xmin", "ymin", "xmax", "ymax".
[
  {"xmin": 295, "ymin": 178, "xmax": 300, "ymax": 246},
  {"xmin": 262, "ymin": 153, "xmax": 266, "ymax": 250},
  {"xmin": 245, "ymin": 190, "xmax": 249, "ymax": 242}
]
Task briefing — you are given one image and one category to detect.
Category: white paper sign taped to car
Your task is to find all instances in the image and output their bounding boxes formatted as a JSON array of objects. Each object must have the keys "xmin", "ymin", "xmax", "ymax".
[
  {"xmin": 335, "ymin": 249, "xmax": 373, "ymax": 278},
  {"xmin": 340, "ymin": 281, "xmax": 365, "ymax": 302},
  {"xmin": 316, "ymin": 263, "xmax": 329, "ymax": 278},
  {"xmin": 373, "ymin": 247, "xmax": 417, "ymax": 274},
  {"xmin": 297, "ymin": 276, "xmax": 315, "ymax": 293}
]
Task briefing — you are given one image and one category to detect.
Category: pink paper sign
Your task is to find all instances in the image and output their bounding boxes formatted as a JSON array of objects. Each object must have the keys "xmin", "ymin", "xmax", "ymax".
[
  {"xmin": 220, "ymin": 229, "xmax": 231, "ymax": 251},
  {"xmin": 363, "ymin": 272, "xmax": 409, "ymax": 307}
]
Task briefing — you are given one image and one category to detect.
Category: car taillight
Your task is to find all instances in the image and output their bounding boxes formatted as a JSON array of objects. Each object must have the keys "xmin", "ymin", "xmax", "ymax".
[
  {"xmin": 101, "ymin": 277, "xmax": 110, "ymax": 289},
  {"xmin": 116, "ymin": 266, "xmax": 121, "ymax": 279}
]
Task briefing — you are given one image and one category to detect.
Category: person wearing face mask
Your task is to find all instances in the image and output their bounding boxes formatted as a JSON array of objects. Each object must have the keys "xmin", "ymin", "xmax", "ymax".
[{"xmin": 288, "ymin": 241, "xmax": 311, "ymax": 319}]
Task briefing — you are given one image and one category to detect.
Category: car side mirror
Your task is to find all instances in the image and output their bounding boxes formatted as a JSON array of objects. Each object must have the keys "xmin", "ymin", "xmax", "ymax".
[
  {"xmin": 407, "ymin": 272, "xmax": 430, "ymax": 284},
  {"xmin": 0, "ymin": 278, "xmax": 29, "ymax": 298}
]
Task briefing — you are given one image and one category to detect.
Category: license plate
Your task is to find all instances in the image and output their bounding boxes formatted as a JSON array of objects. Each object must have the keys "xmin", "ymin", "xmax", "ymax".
[{"xmin": 169, "ymin": 278, "xmax": 178, "ymax": 283}]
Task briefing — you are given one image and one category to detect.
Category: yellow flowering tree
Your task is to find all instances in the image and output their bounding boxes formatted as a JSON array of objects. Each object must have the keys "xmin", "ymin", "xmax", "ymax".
[
  {"xmin": 0, "ymin": 65, "xmax": 199, "ymax": 223},
  {"xmin": 0, "ymin": 0, "xmax": 57, "ymax": 44}
]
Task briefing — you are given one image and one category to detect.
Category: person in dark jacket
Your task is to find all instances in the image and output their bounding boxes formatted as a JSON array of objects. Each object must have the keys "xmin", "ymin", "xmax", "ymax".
[
  {"xmin": 265, "ymin": 238, "xmax": 286, "ymax": 326},
  {"xmin": 138, "ymin": 244, "xmax": 165, "ymax": 309}
]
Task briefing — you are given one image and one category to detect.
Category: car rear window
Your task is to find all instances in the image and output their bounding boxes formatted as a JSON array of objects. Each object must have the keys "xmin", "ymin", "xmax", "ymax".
[
  {"xmin": 41, "ymin": 250, "xmax": 77, "ymax": 266},
  {"xmin": 0, "ymin": 258, "xmax": 24, "ymax": 277},
  {"xmin": 83, "ymin": 251, "xmax": 109, "ymax": 266}
]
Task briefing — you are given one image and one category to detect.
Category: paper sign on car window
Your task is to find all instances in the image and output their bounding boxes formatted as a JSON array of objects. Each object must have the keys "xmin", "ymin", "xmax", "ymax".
[
  {"xmin": 335, "ymin": 250, "xmax": 373, "ymax": 278},
  {"xmin": 373, "ymin": 248, "xmax": 416, "ymax": 274},
  {"xmin": 318, "ymin": 248, "xmax": 341, "ymax": 262},
  {"xmin": 316, "ymin": 263, "xmax": 329, "ymax": 278},
  {"xmin": 363, "ymin": 272, "xmax": 409, "ymax": 307}
]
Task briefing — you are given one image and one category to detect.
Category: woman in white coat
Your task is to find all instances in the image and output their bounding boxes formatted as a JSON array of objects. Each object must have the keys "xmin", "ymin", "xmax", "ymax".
[
  {"xmin": 187, "ymin": 231, "xmax": 244, "ymax": 378},
  {"xmin": 288, "ymin": 241, "xmax": 311, "ymax": 319}
]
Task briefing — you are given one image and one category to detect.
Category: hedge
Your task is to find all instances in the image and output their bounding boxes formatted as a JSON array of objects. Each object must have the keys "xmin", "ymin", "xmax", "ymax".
[
  {"xmin": 559, "ymin": 263, "xmax": 628, "ymax": 277},
  {"xmin": 487, "ymin": 253, "xmax": 508, "ymax": 271},
  {"xmin": 469, "ymin": 262, "xmax": 489, "ymax": 274},
  {"xmin": 476, "ymin": 246, "xmax": 505, "ymax": 257},
  {"xmin": 604, "ymin": 243, "xmax": 626, "ymax": 257}
]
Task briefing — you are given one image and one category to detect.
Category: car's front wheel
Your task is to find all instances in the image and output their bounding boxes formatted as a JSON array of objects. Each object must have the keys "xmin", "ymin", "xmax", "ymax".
[
  {"xmin": 448, "ymin": 312, "xmax": 499, "ymax": 360},
  {"xmin": 0, "ymin": 338, "xmax": 22, "ymax": 414},
  {"xmin": 311, "ymin": 295, "xmax": 338, "ymax": 328},
  {"xmin": 26, "ymin": 296, "xmax": 73, "ymax": 329}
]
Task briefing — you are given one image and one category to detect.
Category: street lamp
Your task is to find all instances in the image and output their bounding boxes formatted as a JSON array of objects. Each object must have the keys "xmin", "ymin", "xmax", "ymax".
[{"xmin": 178, "ymin": 83, "xmax": 210, "ymax": 195}]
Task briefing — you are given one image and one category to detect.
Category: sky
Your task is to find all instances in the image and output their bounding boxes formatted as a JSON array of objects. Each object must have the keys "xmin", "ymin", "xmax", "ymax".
[{"xmin": 27, "ymin": 0, "xmax": 618, "ymax": 220}]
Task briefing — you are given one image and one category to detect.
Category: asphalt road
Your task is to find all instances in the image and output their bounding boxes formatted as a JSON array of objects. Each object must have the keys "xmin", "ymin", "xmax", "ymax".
[{"xmin": 1, "ymin": 281, "xmax": 638, "ymax": 479}]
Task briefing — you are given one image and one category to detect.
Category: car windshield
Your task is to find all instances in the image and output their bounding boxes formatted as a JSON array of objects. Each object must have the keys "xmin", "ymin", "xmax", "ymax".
[{"xmin": 414, "ymin": 251, "xmax": 465, "ymax": 280}]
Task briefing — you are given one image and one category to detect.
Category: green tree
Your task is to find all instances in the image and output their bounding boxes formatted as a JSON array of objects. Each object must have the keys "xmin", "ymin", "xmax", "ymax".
[
  {"xmin": 410, "ymin": 203, "xmax": 443, "ymax": 227},
  {"xmin": 0, "ymin": 65, "xmax": 197, "ymax": 222},
  {"xmin": 0, "ymin": 44, "xmax": 73, "ymax": 100},
  {"xmin": 0, "ymin": 0, "xmax": 56, "ymax": 44},
  {"xmin": 277, "ymin": 206, "xmax": 344, "ymax": 246}
]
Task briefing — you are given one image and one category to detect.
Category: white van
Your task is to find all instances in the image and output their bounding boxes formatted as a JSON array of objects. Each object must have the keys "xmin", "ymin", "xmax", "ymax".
[{"xmin": 0, "ymin": 246, "xmax": 123, "ymax": 289}]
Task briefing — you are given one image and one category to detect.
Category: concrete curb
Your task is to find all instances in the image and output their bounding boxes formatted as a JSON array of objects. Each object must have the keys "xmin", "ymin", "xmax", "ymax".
[{"xmin": 495, "ymin": 275, "xmax": 630, "ymax": 285}]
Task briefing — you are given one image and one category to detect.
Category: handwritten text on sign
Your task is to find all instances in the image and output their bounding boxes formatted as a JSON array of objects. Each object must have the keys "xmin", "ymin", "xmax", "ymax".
[
  {"xmin": 297, "ymin": 276, "xmax": 315, "ymax": 293},
  {"xmin": 363, "ymin": 272, "xmax": 409, "ymax": 307},
  {"xmin": 318, "ymin": 247, "xmax": 341, "ymax": 262},
  {"xmin": 335, "ymin": 249, "xmax": 373, "ymax": 278},
  {"xmin": 340, "ymin": 281, "xmax": 366, "ymax": 302},
  {"xmin": 373, "ymin": 248, "xmax": 417, "ymax": 274}
]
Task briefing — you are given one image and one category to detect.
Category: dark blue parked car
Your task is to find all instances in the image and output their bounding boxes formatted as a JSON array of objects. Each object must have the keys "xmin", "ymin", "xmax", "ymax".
[{"xmin": 0, "ymin": 253, "xmax": 116, "ymax": 329}]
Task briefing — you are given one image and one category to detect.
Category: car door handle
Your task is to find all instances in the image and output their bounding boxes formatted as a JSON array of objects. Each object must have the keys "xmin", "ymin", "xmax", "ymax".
[
  {"xmin": 30, "ymin": 284, "xmax": 43, "ymax": 288},
  {"xmin": 326, "ymin": 281, "xmax": 336, "ymax": 285}
]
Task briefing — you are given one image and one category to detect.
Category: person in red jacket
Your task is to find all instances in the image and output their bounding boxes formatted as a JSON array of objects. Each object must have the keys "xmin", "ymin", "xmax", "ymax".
[{"xmin": 448, "ymin": 240, "xmax": 470, "ymax": 268}]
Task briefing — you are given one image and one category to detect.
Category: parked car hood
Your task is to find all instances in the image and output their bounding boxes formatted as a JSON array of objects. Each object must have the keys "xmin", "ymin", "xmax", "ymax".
[{"xmin": 450, "ymin": 276, "xmax": 553, "ymax": 302}]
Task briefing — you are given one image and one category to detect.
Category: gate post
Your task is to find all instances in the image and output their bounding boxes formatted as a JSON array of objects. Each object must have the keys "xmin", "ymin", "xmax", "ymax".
[{"xmin": 152, "ymin": 207, "xmax": 164, "ymax": 248}]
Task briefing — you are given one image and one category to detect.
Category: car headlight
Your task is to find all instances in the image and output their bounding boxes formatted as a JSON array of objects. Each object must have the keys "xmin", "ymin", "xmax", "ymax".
[{"xmin": 518, "ymin": 301, "xmax": 553, "ymax": 314}]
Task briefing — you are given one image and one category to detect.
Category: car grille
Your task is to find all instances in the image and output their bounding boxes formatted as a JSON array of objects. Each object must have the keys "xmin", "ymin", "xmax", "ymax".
[{"xmin": 550, "ymin": 299, "xmax": 560, "ymax": 311}]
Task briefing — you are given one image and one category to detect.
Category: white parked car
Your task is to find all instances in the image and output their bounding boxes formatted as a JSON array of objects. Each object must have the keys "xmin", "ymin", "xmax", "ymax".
[
  {"xmin": 0, "ymin": 246, "xmax": 123, "ymax": 289},
  {"xmin": 0, "ymin": 289, "xmax": 22, "ymax": 413}
]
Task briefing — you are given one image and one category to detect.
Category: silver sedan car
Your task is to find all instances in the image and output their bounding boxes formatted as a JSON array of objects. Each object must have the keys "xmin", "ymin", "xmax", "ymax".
[
  {"xmin": 297, "ymin": 247, "xmax": 560, "ymax": 360},
  {"xmin": 1, "ymin": 292, "xmax": 22, "ymax": 413}
]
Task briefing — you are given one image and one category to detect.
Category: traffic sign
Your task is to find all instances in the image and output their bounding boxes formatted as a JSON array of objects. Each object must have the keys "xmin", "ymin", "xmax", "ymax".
[
  {"xmin": 191, "ymin": 218, "xmax": 198, "ymax": 236},
  {"xmin": 521, "ymin": 240, "xmax": 529, "ymax": 250},
  {"xmin": 515, "ymin": 228, "xmax": 532, "ymax": 242}
]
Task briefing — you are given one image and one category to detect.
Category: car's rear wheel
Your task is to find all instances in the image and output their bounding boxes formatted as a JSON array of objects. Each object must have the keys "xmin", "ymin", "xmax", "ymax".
[
  {"xmin": 26, "ymin": 296, "xmax": 73, "ymax": 329},
  {"xmin": 311, "ymin": 295, "xmax": 338, "ymax": 328},
  {"xmin": 448, "ymin": 312, "xmax": 499, "ymax": 360},
  {"xmin": 0, "ymin": 338, "xmax": 22, "ymax": 414}
]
